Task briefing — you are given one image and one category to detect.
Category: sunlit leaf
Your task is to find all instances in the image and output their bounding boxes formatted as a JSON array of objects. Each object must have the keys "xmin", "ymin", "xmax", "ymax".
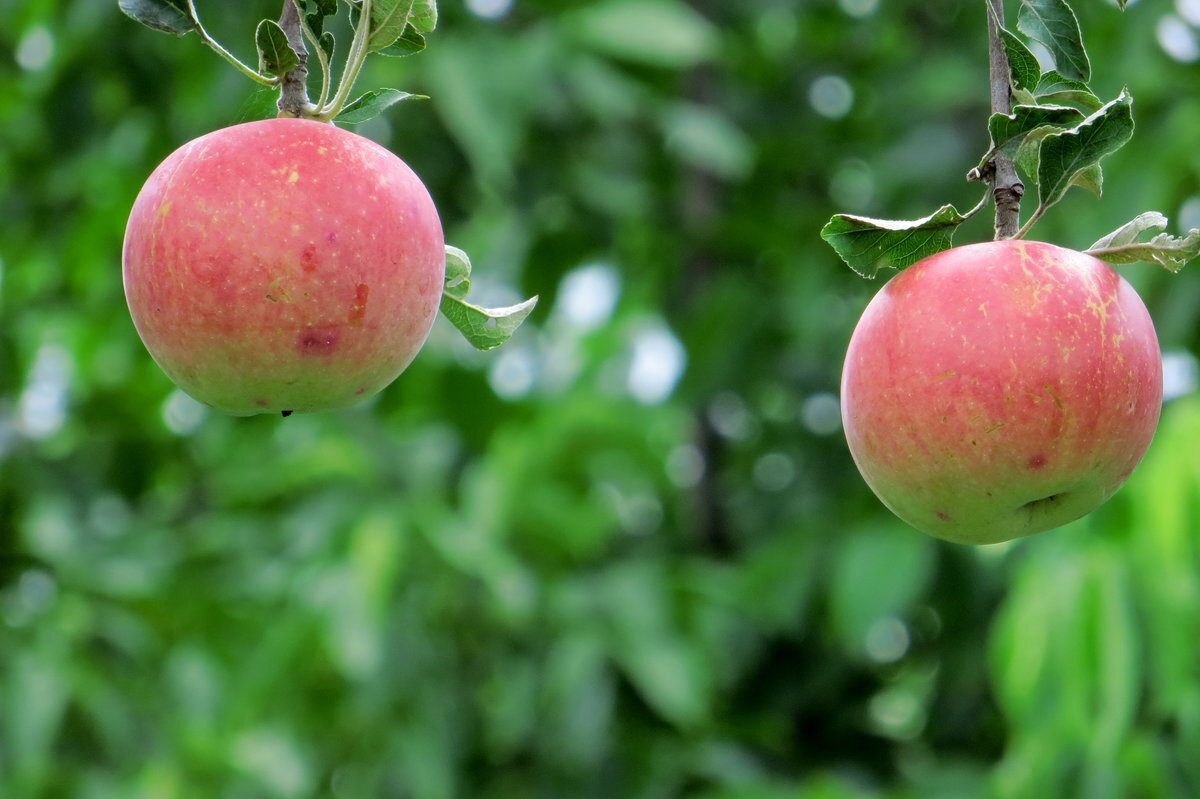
[
  {"xmin": 820, "ymin": 204, "xmax": 973, "ymax": 279},
  {"xmin": 1087, "ymin": 212, "xmax": 1200, "ymax": 272},
  {"xmin": 1036, "ymin": 90, "xmax": 1133, "ymax": 210},
  {"xmin": 334, "ymin": 88, "xmax": 424, "ymax": 123},
  {"xmin": 439, "ymin": 246, "xmax": 538, "ymax": 350}
]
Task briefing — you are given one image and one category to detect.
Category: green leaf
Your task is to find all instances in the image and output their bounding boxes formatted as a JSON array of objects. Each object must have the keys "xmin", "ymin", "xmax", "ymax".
[
  {"xmin": 1036, "ymin": 70, "xmax": 1103, "ymax": 111},
  {"xmin": 977, "ymin": 104, "xmax": 1084, "ymax": 171},
  {"xmin": 409, "ymin": 0, "xmax": 437, "ymax": 33},
  {"xmin": 1012, "ymin": 124, "xmax": 1058, "ymax": 180},
  {"xmin": 1017, "ymin": 0, "xmax": 1091, "ymax": 82},
  {"xmin": 1071, "ymin": 163, "xmax": 1103, "ymax": 198},
  {"xmin": 565, "ymin": 0, "xmax": 719, "ymax": 69},
  {"xmin": 1086, "ymin": 212, "xmax": 1200, "ymax": 272},
  {"xmin": 334, "ymin": 88, "xmax": 424, "ymax": 124},
  {"xmin": 1036, "ymin": 90, "xmax": 1133, "ymax": 211},
  {"xmin": 439, "ymin": 246, "xmax": 538, "ymax": 350},
  {"xmin": 820, "ymin": 205, "xmax": 973, "ymax": 279},
  {"xmin": 1001, "ymin": 27, "xmax": 1041, "ymax": 92},
  {"xmin": 443, "ymin": 245, "xmax": 471, "ymax": 300},
  {"xmin": 302, "ymin": 0, "xmax": 338, "ymax": 35},
  {"xmin": 376, "ymin": 23, "xmax": 427, "ymax": 57},
  {"xmin": 255, "ymin": 19, "xmax": 300, "ymax": 77},
  {"xmin": 118, "ymin": 0, "xmax": 195, "ymax": 36},
  {"xmin": 367, "ymin": 0, "xmax": 417, "ymax": 52}
]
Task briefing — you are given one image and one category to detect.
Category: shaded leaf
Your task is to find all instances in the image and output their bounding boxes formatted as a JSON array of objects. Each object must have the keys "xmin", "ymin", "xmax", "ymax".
[
  {"xmin": 439, "ymin": 246, "xmax": 538, "ymax": 350},
  {"xmin": 1071, "ymin": 163, "xmax": 1103, "ymax": 198},
  {"xmin": 1018, "ymin": 0, "xmax": 1090, "ymax": 82},
  {"xmin": 334, "ymin": 88, "xmax": 424, "ymax": 124},
  {"xmin": 1013, "ymin": 124, "xmax": 1058, "ymax": 180},
  {"xmin": 319, "ymin": 30, "xmax": 335, "ymax": 61},
  {"xmin": 1087, "ymin": 212, "xmax": 1200, "ymax": 272},
  {"xmin": 377, "ymin": 23, "xmax": 427, "ymax": 57},
  {"xmin": 255, "ymin": 19, "xmax": 300, "ymax": 77},
  {"xmin": 300, "ymin": 0, "xmax": 337, "ymax": 34},
  {"xmin": 1036, "ymin": 90, "xmax": 1133, "ymax": 210},
  {"xmin": 977, "ymin": 104, "xmax": 1084, "ymax": 170},
  {"xmin": 565, "ymin": 0, "xmax": 719, "ymax": 69},
  {"xmin": 1001, "ymin": 28, "xmax": 1041, "ymax": 92},
  {"xmin": 118, "ymin": 0, "xmax": 195, "ymax": 36},
  {"xmin": 820, "ymin": 205, "xmax": 972, "ymax": 279},
  {"xmin": 1036, "ymin": 70, "xmax": 1103, "ymax": 110}
]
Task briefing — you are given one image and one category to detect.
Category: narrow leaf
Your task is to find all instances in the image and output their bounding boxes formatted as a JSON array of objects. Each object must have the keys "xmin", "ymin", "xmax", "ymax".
[
  {"xmin": 319, "ymin": 30, "xmax": 335, "ymax": 61},
  {"xmin": 376, "ymin": 23, "xmax": 427, "ymax": 57},
  {"xmin": 1087, "ymin": 212, "xmax": 1200, "ymax": 272},
  {"xmin": 256, "ymin": 19, "xmax": 300, "ymax": 77},
  {"xmin": 367, "ymin": 0, "xmax": 416, "ymax": 52},
  {"xmin": 409, "ymin": 0, "xmax": 437, "ymax": 33},
  {"xmin": 118, "ymin": 0, "xmax": 195, "ymax": 36},
  {"xmin": 1018, "ymin": 0, "xmax": 1091, "ymax": 82},
  {"xmin": 1001, "ymin": 28, "xmax": 1041, "ymax": 92},
  {"xmin": 1036, "ymin": 70, "xmax": 1103, "ymax": 110},
  {"xmin": 978, "ymin": 104, "xmax": 1084, "ymax": 170},
  {"xmin": 820, "ymin": 205, "xmax": 971, "ymax": 279},
  {"xmin": 1036, "ymin": 90, "xmax": 1133, "ymax": 210},
  {"xmin": 334, "ymin": 88, "xmax": 424, "ymax": 124}
]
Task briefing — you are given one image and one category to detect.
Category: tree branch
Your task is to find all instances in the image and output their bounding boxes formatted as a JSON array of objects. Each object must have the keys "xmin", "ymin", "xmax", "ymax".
[
  {"xmin": 986, "ymin": 0, "xmax": 1024, "ymax": 239},
  {"xmin": 276, "ymin": 0, "xmax": 314, "ymax": 117}
]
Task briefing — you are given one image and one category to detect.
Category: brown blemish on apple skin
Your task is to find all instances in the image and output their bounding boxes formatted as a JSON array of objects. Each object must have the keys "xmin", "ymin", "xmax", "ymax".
[
  {"xmin": 298, "ymin": 328, "xmax": 339, "ymax": 354},
  {"xmin": 348, "ymin": 283, "xmax": 369, "ymax": 327},
  {"xmin": 255, "ymin": 399, "xmax": 269, "ymax": 407},
  {"xmin": 1028, "ymin": 454, "xmax": 1047, "ymax": 469},
  {"xmin": 936, "ymin": 511, "xmax": 951, "ymax": 522}
]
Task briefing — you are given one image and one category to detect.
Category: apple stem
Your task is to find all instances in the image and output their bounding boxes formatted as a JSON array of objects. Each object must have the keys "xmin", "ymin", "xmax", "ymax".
[
  {"xmin": 985, "ymin": 0, "xmax": 1025, "ymax": 239},
  {"xmin": 316, "ymin": 0, "xmax": 375, "ymax": 121},
  {"xmin": 276, "ymin": 0, "xmax": 319, "ymax": 118}
]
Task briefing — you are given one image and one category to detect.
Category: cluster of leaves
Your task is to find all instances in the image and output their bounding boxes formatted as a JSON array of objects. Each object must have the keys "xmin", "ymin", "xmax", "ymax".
[
  {"xmin": 821, "ymin": 0, "xmax": 1200, "ymax": 279},
  {"xmin": 118, "ymin": 0, "xmax": 537, "ymax": 350}
]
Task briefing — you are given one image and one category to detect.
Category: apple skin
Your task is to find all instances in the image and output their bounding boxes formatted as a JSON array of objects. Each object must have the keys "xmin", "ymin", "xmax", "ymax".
[
  {"xmin": 122, "ymin": 117, "xmax": 445, "ymax": 415},
  {"xmin": 841, "ymin": 240, "xmax": 1162, "ymax": 545}
]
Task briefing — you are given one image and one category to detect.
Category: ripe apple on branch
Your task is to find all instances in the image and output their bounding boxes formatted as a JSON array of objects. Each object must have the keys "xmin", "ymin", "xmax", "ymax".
[
  {"xmin": 118, "ymin": 0, "xmax": 537, "ymax": 416},
  {"xmin": 822, "ymin": 0, "xmax": 1200, "ymax": 544}
]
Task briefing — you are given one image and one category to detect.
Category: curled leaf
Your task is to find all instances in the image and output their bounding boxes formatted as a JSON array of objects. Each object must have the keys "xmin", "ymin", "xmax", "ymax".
[
  {"xmin": 439, "ymin": 246, "xmax": 538, "ymax": 350},
  {"xmin": 1086, "ymin": 213, "xmax": 1200, "ymax": 272}
]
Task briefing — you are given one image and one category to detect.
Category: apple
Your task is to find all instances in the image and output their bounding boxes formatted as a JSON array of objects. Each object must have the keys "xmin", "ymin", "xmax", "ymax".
[
  {"xmin": 122, "ymin": 117, "xmax": 445, "ymax": 416},
  {"xmin": 840, "ymin": 240, "xmax": 1162, "ymax": 545}
]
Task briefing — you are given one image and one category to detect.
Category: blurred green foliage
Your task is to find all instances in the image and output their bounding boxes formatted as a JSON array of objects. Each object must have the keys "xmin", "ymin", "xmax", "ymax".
[{"xmin": 2, "ymin": 1, "xmax": 1200, "ymax": 797}]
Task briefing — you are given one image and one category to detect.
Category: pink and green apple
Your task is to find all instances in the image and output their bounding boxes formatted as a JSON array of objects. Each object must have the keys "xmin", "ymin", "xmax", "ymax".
[
  {"xmin": 122, "ymin": 117, "xmax": 445, "ymax": 416},
  {"xmin": 841, "ymin": 240, "xmax": 1162, "ymax": 544}
]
